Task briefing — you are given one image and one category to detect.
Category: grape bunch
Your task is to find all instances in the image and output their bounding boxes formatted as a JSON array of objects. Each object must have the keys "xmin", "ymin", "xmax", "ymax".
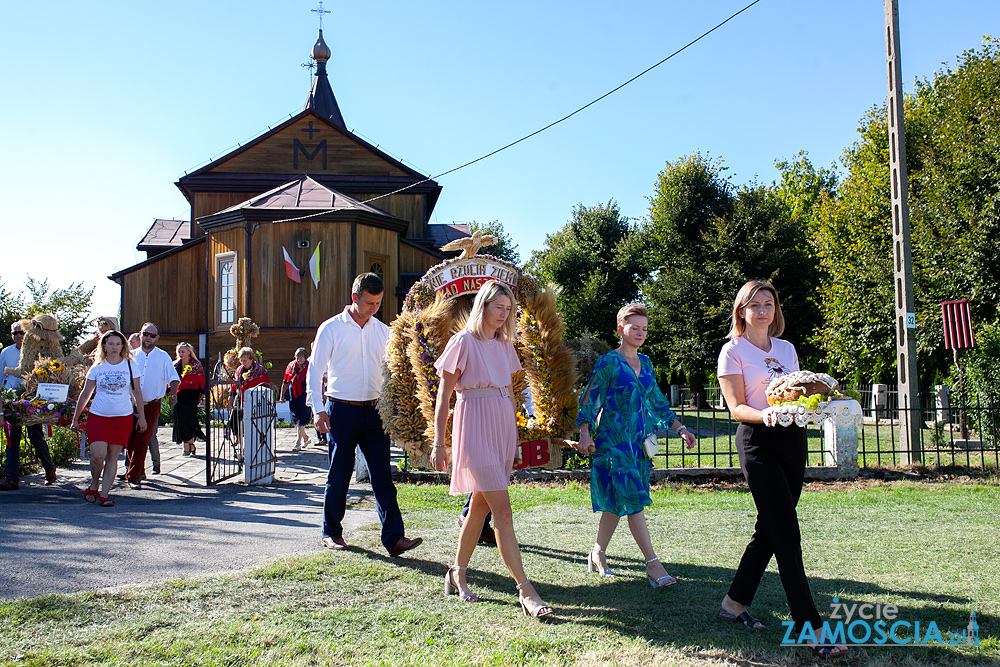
[{"xmin": 776, "ymin": 394, "xmax": 825, "ymax": 411}]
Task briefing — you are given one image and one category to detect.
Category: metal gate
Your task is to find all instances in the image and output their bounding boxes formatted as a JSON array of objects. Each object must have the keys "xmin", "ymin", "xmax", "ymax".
[
  {"xmin": 243, "ymin": 386, "xmax": 278, "ymax": 484},
  {"xmin": 205, "ymin": 356, "xmax": 243, "ymax": 485}
]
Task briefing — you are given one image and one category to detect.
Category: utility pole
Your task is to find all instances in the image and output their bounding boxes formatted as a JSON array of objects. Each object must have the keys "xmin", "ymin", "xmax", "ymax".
[{"xmin": 884, "ymin": 0, "xmax": 922, "ymax": 463}]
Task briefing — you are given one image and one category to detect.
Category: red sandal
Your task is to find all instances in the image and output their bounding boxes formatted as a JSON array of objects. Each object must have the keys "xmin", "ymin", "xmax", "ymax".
[
  {"xmin": 98, "ymin": 496, "xmax": 115, "ymax": 507},
  {"xmin": 83, "ymin": 488, "xmax": 98, "ymax": 503}
]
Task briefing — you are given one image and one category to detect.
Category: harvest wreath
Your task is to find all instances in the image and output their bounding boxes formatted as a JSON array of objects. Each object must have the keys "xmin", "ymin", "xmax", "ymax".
[{"xmin": 378, "ymin": 254, "xmax": 578, "ymax": 469}]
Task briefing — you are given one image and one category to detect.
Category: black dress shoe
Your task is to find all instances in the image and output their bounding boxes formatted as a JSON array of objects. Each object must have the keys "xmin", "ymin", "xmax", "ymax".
[
  {"xmin": 479, "ymin": 525, "xmax": 497, "ymax": 546},
  {"xmin": 152, "ymin": 467, "xmax": 160, "ymax": 474},
  {"xmin": 388, "ymin": 536, "xmax": 423, "ymax": 557}
]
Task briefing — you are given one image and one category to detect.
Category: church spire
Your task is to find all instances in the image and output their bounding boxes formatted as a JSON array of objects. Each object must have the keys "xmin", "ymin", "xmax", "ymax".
[{"xmin": 304, "ymin": 28, "xmax": 346, "ymax": 130}]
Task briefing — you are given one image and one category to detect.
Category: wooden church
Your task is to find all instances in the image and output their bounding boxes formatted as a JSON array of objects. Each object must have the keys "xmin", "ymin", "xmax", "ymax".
[{"xmin": 111, "ymin": 30, "xmax": 469, "ymax": 381}]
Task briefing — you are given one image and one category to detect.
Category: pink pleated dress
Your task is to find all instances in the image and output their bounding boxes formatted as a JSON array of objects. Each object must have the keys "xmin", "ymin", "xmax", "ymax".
[{"xmin": 434, "ymin": 330, "xmax": 522, "ymax": 495}]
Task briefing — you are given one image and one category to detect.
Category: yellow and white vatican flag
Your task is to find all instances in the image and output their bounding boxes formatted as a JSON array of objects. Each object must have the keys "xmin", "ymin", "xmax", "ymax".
[{"xmin": 309, "ymin": 242, "xmax": 321, "ymax": 288}]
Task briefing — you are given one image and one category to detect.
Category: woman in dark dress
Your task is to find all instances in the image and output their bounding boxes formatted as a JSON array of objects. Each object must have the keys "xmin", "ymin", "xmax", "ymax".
[
  {"xmin": 279, "ymin": 347, "xmax": 311, "ymax": 451},
  {"xmin": 172, "ymin": 342, "xmax": 205, "ymax": 455}
]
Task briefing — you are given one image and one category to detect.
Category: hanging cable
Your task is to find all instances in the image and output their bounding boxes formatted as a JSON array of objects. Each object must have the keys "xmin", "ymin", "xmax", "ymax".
[{"xmin": 265, "ymin": 0, "xmax": 763, "ymax": 225}]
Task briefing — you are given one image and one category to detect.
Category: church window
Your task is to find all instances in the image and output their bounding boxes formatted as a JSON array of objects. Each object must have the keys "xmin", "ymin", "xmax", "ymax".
[{"xmin": 216, "ymin": 252, "xmax": 237, "ymax": 326}]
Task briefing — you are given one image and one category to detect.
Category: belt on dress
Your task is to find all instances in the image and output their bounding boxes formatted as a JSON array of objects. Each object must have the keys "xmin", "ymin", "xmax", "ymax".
[
  {"xmin": 329, "ymin": 397, "xmax": 378, "ymax": 407},
  {"xmin": 456, "ymin": 386, "xmax": 510, "ymax": 399}
]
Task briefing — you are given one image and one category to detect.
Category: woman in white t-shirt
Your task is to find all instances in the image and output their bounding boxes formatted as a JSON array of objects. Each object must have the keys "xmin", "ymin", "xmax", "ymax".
[
  {"xmin": 72, "ymin": 330, "xmax": 146, "ymax": 507},
  {"xmin": 716, "ymin": 280, "xmax": 846, "ymax": 658}
]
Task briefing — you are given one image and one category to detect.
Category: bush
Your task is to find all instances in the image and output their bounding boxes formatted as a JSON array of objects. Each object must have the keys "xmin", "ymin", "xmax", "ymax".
[
  {"xmin": 158, "ymin": 396, "xmax": 173, "ymax": 425},
  {"xmin": 47, "ymin": 426, "xmax": 80, "ymax": 466},
  {"xmin": 9, "ymin": 425, "xmax": 79, "ymax": 475}
]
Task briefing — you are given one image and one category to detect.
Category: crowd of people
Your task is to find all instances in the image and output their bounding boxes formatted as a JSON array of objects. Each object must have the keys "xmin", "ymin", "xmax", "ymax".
[{"xmin": 0, "ymin": 274, "xmax": 846, "ymax": 656}]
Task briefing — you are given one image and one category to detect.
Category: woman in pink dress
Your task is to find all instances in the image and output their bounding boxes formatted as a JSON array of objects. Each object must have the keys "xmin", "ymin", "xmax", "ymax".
[{"xmin": 431, "ymin": 280, "xmax": 553, "ymax": 618}]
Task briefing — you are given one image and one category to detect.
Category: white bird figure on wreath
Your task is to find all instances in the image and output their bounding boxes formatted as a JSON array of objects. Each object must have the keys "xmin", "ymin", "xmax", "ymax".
[{"xmin": 440, "ymin": 230, "xmax": 496, "ymax": 259}]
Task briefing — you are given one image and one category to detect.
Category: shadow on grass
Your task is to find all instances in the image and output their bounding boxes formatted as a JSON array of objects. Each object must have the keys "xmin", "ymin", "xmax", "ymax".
[{"xmin": 348, "ymin": 540, "xmax": 996, "ymax": 665}]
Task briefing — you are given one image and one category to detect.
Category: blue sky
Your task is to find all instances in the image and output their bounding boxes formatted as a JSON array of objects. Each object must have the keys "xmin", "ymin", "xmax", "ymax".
[{"xmin": 1, "ymin": 1, "xmax": 997, "ymax": 322}]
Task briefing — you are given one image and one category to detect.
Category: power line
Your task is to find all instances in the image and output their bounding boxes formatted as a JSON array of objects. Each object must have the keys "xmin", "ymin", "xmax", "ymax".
[{"xmin": 277, "ymin": 0, "xmax": 764, "ymax": 225}]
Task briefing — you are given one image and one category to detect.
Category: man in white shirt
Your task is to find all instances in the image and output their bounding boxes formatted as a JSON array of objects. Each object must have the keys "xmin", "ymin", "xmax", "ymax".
[
  {"xmin": 124, "ymin": 323, "xmax": 179, "ymax": 488},
  {"xmin": 1, "ymin": 322, "xmax": 57, "ymax": 490},
  {"xmin": 307, "ymin": 273, "xmax": 422, "ymax": 557}
]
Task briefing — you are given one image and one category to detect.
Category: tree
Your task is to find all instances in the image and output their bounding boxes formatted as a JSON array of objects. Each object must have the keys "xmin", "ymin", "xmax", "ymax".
[
  {"xmin": 23, "ymin": 278, "xmax": 94, "ymax": 353},
  {"xmin": 0, "ymin": 282, "xmax": 27, "ymax": 350},
  {"xmin": 631, "ymin": 153, "xmax": 821, "ymax": 400},
  {"xmin": 810, "ymin": 108, "xmax": 898, "ymax": 384},
  {"xmin": 773, "ymin": 150, "xmax": 838, "ymax": 229},
  {"xmin": 469, "ymin": 219, "xmax": 520, "ymax": 266},
  {"xmin": 811, "ymin": 38, "xmax": 1000, "ymax": 385},
  {"xmin": 525, "ymin": 201, "xmax": 639, "ymax": 345}
]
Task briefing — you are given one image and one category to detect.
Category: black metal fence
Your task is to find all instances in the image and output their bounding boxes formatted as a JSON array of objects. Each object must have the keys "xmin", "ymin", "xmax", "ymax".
[
  {"xmin": 853, "ymin": 390, "xmax": 1000, "ymax": 470},
  {"xmin": 627, "ymin": 385, "xmax": 999, "ymax": 472}
]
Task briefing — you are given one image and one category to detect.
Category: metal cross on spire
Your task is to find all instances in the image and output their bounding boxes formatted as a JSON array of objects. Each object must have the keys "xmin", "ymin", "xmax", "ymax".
[{"xmin": 311, "ymin": 1, "xmax": 331, "ymax": 30}]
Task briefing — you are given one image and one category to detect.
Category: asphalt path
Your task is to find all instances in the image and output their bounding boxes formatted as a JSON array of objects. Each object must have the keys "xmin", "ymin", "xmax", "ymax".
[{"xmin": 0, "ymin": 435, "xmax": 380, "ymax": 600}]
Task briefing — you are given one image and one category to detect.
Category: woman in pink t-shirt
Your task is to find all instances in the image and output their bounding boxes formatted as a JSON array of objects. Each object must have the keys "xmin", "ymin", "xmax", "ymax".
[
  {"xmin": 431, "ymin": 280, "xmax": 553, "ymax": 618},
  {"xmin": 716, "ymin": 279, "xmax": 846, "ymax": 658}
]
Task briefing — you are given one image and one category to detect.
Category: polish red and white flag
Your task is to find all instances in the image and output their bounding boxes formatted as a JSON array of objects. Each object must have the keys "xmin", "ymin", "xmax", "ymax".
[{"xmin": 282, "ymin": 246, "xmax": 302, "ymax": 283}]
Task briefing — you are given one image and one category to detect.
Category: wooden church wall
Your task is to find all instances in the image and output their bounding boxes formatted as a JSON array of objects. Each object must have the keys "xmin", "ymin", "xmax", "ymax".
[
  {"xmin": 399, "ymin": 242, "xmax": 443, "ymax": 275},
  {"xmin": 356, "ymin": 224, "xmax": 398, "ymax": 303},
  {"xmin": 207, "ymin": 227, "xmax": 246, "ymax": 332},
  {"xmin": 339, "ymin": 192, "xmax": 427, "ymax": 238},
  {"xmin": 250, "ymin": 221, "xmax": 352, "ymax": 328},
  {"xmin": 120, "ymin": 243, "xmax": 205, "ymax": 335},
  {"xmin": 191, "ymin": 193, "xmax": 257, "ymax": 237},
  {"xmin": 209, "ymin": 117, "xmax": 411, "ymax": 178}
]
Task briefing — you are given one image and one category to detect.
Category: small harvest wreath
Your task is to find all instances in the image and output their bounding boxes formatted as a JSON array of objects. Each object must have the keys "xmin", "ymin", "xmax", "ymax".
[
  {"xmin": 378, "ymin": 254, "xmax": 578, "ymax": 469},
  {"xmin": 3, "ymin": 358, "xmax": 87, "ymax": 427}
]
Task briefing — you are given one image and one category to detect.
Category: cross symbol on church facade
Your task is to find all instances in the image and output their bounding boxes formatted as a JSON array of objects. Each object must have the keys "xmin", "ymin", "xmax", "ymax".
[{"xmin": 302, "ymin": 121, "xmax": 320, "ymax": 139}]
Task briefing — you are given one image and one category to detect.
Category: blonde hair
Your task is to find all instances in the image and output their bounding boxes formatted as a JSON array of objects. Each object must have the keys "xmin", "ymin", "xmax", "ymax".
[
  {"xmin": 174, "ymin": 342, "xmax": 196, "ymax": 363},
  {"xmin": 238, "ymin": 346, "xmax": 256, "ymax": 360},
  {"xmin": 466, "ymin": 281, "xmax": 516, "ymax": 342},
  {"xmin": 95, "ymin": 330, "xmax": 135, "ymax": 365},
  {"xmin": 727, "ymin": 279, "xmax": 785, "ymax": 339},
  {"xmin": 616, "ymin": 303, "xmax": 648, "ymax": 331}
]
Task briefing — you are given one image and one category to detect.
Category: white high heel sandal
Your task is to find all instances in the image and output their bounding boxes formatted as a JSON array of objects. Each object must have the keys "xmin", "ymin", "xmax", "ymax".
[
  {"xmin": 586, "ymin": 543, "xmax": 615, "ymax": 577},
  {"xmin": 444, "ymin": 565, "xmax": 479, "ymax": 602},
  {"xmin": 645, "ymin": 557, "xmax": 677, "ymax": 588}
]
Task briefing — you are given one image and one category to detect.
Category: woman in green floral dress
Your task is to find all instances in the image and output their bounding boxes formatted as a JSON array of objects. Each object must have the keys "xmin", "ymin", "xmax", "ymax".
[{"xmin": 576, "ymin": 303, "xmax": 696, "ymax": 586}]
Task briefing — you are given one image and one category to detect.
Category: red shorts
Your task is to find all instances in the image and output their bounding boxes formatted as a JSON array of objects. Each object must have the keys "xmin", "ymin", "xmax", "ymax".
[{"xmin": 86, "ymin": 414, "xmax": 134, "ymax": 447}]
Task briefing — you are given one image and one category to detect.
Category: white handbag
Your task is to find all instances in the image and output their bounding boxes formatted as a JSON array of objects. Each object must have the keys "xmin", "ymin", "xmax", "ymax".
[{"xmin": 643, "ymin": 432, "xmax": 659, "ymax": 459}]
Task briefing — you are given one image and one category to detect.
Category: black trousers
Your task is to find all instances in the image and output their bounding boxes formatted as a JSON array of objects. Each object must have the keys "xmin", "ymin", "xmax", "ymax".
[{"xmin": 728, "ymin": 422, "xmax": 822, "ymax": 629}]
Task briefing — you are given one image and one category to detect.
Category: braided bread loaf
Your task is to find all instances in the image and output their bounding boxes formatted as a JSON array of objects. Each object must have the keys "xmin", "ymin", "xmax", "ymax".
[{"xmin": 766, "ymin": 371, "xmax": 840, "ymax": 406}]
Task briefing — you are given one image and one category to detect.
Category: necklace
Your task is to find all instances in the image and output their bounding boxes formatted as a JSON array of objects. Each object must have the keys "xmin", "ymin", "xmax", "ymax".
[{"xmin": 616, "ymin": 349, "xmax": 641, "ymax": 376}]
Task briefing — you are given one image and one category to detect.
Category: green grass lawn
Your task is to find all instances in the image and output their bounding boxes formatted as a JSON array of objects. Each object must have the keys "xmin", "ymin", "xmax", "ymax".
[{"xmin": 2, "ymin": 481, "xmax": 998, "ymax": 666}]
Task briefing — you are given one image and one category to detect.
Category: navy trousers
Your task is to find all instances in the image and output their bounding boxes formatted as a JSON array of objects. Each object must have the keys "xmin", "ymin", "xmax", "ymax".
[
  {"xmin": 728, "ymin": 422, "xmax": 823, "ymax": 630},
  {"xmin": 322, "ymin": 400, "xmax": 404, "ymax": 551}
]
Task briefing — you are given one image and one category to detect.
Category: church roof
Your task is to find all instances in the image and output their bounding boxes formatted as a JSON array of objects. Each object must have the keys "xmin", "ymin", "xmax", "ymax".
[
  {"xmin": 136, "ymin": 218, "xmax": 192, "ymax": 256},
  {"xmin": 137, "ymin": 218, "xmax": 189, "ymax": 250},
  {"xmin": 425, "ymin": 223, "xmax": 471, "ymax": 248},
  {"xmin": 303, "ymin": 30, "xmax": 345, "ymax": 129},
  {"xmin": 218, "ymin": 175, "xmax": 392, "ymax": 216}
]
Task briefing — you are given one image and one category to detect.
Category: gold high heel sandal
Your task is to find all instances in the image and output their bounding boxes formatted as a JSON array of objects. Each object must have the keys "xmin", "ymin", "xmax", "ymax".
[
  {"xmin": 645, "ymin": 557, "xmax": 677, "ymax": 588},
  {"xmin": 444, "ymin": 565, "xmax": 479, "ymax": 602},
  {"xmin": 586, "ymin": 543, "xmax": 615, "ymax": 577},
  {"xmin": 515, "ymin": 580, "xmax": 553, "ymax": 618}
]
